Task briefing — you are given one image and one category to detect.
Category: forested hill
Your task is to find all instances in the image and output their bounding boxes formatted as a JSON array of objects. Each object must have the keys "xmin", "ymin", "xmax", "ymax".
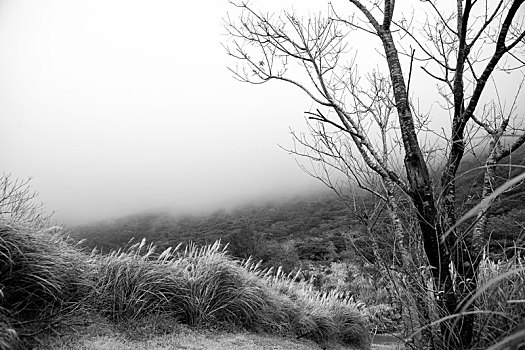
[
  {"xmin": 69, "ymin": 191, "xmax": 372, "ymax": 270},
  {"xmin": 70, "ymin": 155, "xmax": 525, "ymax": 270}
]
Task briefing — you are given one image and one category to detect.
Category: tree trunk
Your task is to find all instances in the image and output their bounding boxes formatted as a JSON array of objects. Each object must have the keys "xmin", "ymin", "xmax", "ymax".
[
  {"xmin": 384, "ymin": 178, "xmax": 436, "ymax": 349},
  {"xmin": 378, "ymin": 30, "xmax": 459, "ymax": 348},
  {"xmin": 472, "ymin": 140, "xmax": 500, "ymax": 259}
]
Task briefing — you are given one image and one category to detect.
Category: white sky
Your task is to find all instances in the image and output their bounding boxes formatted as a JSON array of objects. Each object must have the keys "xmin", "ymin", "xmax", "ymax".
[
  {"xmin": 1, "ymin": 1, "xmax": 523, "ymax": 225},
  {"xmin": 0, "ymin": 0, "xmax": 332, "ymax": 225}
]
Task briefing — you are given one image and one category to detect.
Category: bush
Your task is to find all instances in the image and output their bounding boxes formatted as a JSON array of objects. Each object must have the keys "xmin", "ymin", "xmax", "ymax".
[{"xmin": 0, "ymin": 174, "xmax": 52, "ymax": 227}]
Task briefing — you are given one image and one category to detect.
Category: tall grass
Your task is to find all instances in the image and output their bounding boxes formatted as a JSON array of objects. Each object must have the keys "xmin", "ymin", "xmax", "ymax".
[
  {"xmin": 468, "ymin": 253, "xmax": 525, "ymax": 349},
  {"xmin": 0, "ymin": 222, "xmax": 86, "ymax": 316},
  {"xmin": 242, "ymin": 259, "xmax": 370, "ymax": 347},
  {"xmin": 0, "ymin": 221, "xmax": 87, "ymax": 349},
  {"xmin": 87, "ymin": 239, "xmax": 183, "ymax": 321},
  {"xmin": 402, "ymin": 254, "xmax": 525, "ymax": 349},
  {"xmin": 0, "ymin": 222, "xmax": 370, "ymax": 349},
  {"xmin": 0, "ymin": 313, "xmax": 18, "ymax": 350},
  {"xmin": 90, "ymin": 240, "xmax": 370, "ymax": 347},
  {"xmin": 167, "ymin": 242, "xmax": 270, "ymax": 328}
]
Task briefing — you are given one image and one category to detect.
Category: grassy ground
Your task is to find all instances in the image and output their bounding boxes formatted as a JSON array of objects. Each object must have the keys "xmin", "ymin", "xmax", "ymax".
[
  {"xmin": 23, "ymin": 312, "xmax": 403, "ymax": 350},
  {"xmin": 40, "ymin": 329, "xmax": 346, "ymax": 350},
  {"xmin": 31, "ymin": 313, "xmax": 361, "ymax": 350}
]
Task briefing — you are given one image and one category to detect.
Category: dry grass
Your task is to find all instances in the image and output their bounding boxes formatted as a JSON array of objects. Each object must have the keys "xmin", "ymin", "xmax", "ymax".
[
  {"xmin": 0, "ymin": 221, "xmax": 370, "ymax": 350},
  {"xmin": 36, "ymin": 318, "xmax": 357, "ymax": 350},
  {"xmin": 469, "ymin": 253, "xmax": 525, "ymax": 349},
  {"xmin": 88, "ymin": 240, "xmax": 370, "ymax": 347}
]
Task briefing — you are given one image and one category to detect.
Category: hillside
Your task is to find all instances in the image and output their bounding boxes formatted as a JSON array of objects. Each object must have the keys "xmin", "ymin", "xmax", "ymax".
[
  {"xmin": 69, "ymin": 191, "xmax": 375, "ymax": 271},
  {"xmin": 454, "ymin": 147, "xmax": 525, "ymax": 253},
  {"xmin": 2, "ymin": 153, "xmax": 523, "ymax": 350},
  {"xmin": 70, "ymin": 154, "xmax": 525, "ymax": 270}
]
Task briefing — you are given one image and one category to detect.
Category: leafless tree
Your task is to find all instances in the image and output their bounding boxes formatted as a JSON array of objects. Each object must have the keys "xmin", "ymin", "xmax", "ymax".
[
  {"xmin": 470, "ymin": 78, "xmax": 525, "ymax": 254},
  {"xmin": 224, "ymin": 1, "xmax": 525, "ymax": 349},
  {"xmin": 0, "ymin": 173, "xmax": 52, "ymax": 226}
]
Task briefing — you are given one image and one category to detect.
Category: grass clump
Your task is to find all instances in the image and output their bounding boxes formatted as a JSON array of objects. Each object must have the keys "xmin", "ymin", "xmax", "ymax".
[
  {"xmin": 243, "ymin": 261, "xmax": 370, "ymax": 348},
  {"xmin": 0, "ymin": 221, "xmax": 370, "ymax": 349},
  {"xmin": 167, "ymin": 243, "xmax": 271, "ymax": 328},
  {"xmin": 0, "ymin": 312, "xmax": 18, "ymax": 350},
  {"xmin": 0, "ymin": 222, "xmax": 86, "ymax": 313},
  {"xmin": 470, "ymin": 253, "xmax": 525, "ymax": 349},
  {"xmin": 90, "ymin": 241, "xmax": 370, "ymax": 348},
  {"xmin": 0, "ymin": 221, "xmax": 88, "ymax": 349},
  {"xmin": 88, "ymin": 239, "xmax": 183, "ymax": 321}
]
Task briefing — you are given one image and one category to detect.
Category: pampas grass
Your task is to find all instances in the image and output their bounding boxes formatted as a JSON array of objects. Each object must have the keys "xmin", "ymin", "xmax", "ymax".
[
  {"xmin": 0, "ymin": 221, "xmax": 370, "ymax": 349},
  {"xmin": 90, "ymin": 241, "xmax": 370, "ymax": 347},
  {"xmin": 0, "ymin": 222, "xmax": 85, "ymax": 317},
  {"xmin": 87, "ymin": 240, "xmax": 183, "ymax": 321},
  {"xmin": 241, "ymin": 258, "xmax": 370, "ymax": 347},
  {"xmin": 471, "ymin": 252, "xmax": 525, "ymax": 349},
  {"xmin": 0, "ymin": 312, "xmax": 18, "ymax": 350},
  {"xmin": 410, "ymin": 249, "xmax": 525, "ymax": 350}
]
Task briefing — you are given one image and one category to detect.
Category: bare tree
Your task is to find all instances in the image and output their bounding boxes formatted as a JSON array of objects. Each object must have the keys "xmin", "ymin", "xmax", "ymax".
[
  {"xmin": 224, "ymin": 1, "xmax": 525, "ymax": 349},
  {"xmin": 470, "ymin": 79, "xmax": 525, "ymax": 255},
  {"xmin": 0, "ymin": 173, "xmax": 52, "ymax": 226},
  {"xmin": 289, "ymin": 74, "xmax": 438, "ymax": 347}
]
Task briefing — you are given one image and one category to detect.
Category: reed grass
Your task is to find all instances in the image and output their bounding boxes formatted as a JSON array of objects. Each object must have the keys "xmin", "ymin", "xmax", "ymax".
[
  {"xmin": 470, "ymin": 252, "xmax": 525, "ymax": 349},
  {"xmin": 0, "ymin": 222, "xmax": 370, "ymax": 349},
  {"xmin": 1, "ymin": 224, "xmax": 88, "ymax": 313}
]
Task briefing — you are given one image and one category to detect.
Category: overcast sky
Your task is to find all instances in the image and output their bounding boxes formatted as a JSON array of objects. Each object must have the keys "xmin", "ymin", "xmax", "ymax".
[{"xmin": 0, "ymin": 0, "xmax": 336, "ymax": 225}]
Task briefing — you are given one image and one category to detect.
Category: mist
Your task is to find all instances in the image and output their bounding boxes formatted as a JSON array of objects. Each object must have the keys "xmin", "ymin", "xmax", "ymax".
[
  {"xmin": 0, "ymin": 0, "xmax": 336, "ymax": 225},
  {"xmin": 2, "ymin": 1, "xmax": 522, "ymax": 226}
]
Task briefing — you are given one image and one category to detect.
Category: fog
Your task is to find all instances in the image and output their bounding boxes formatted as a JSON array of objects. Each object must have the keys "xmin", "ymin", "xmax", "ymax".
[
  {"xmin": 0, "ymin": 0, "xmax": 334, "ymax": 225},
  {"xmin": 1, "ymin": 1, "xmax": 523, "ymax": 225}
]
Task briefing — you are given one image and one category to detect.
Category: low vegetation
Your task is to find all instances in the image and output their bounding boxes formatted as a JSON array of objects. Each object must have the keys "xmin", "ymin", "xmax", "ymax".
[
  {"xmin": 1, "ymin": 171, "xmax": 523, "ymax": 350},
  {"xmin": 0, "ymin": 220, "xmax": 369, "ymax": 350},
  {"xmin": 68, "ymin": 158, "xmax": 525, "ymax": 349}
]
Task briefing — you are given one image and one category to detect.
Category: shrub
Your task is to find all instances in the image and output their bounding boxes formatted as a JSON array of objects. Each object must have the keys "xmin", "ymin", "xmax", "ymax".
[{"xmin": 0, "ymin": 174, "xmax": 52, "ymax": 227}]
